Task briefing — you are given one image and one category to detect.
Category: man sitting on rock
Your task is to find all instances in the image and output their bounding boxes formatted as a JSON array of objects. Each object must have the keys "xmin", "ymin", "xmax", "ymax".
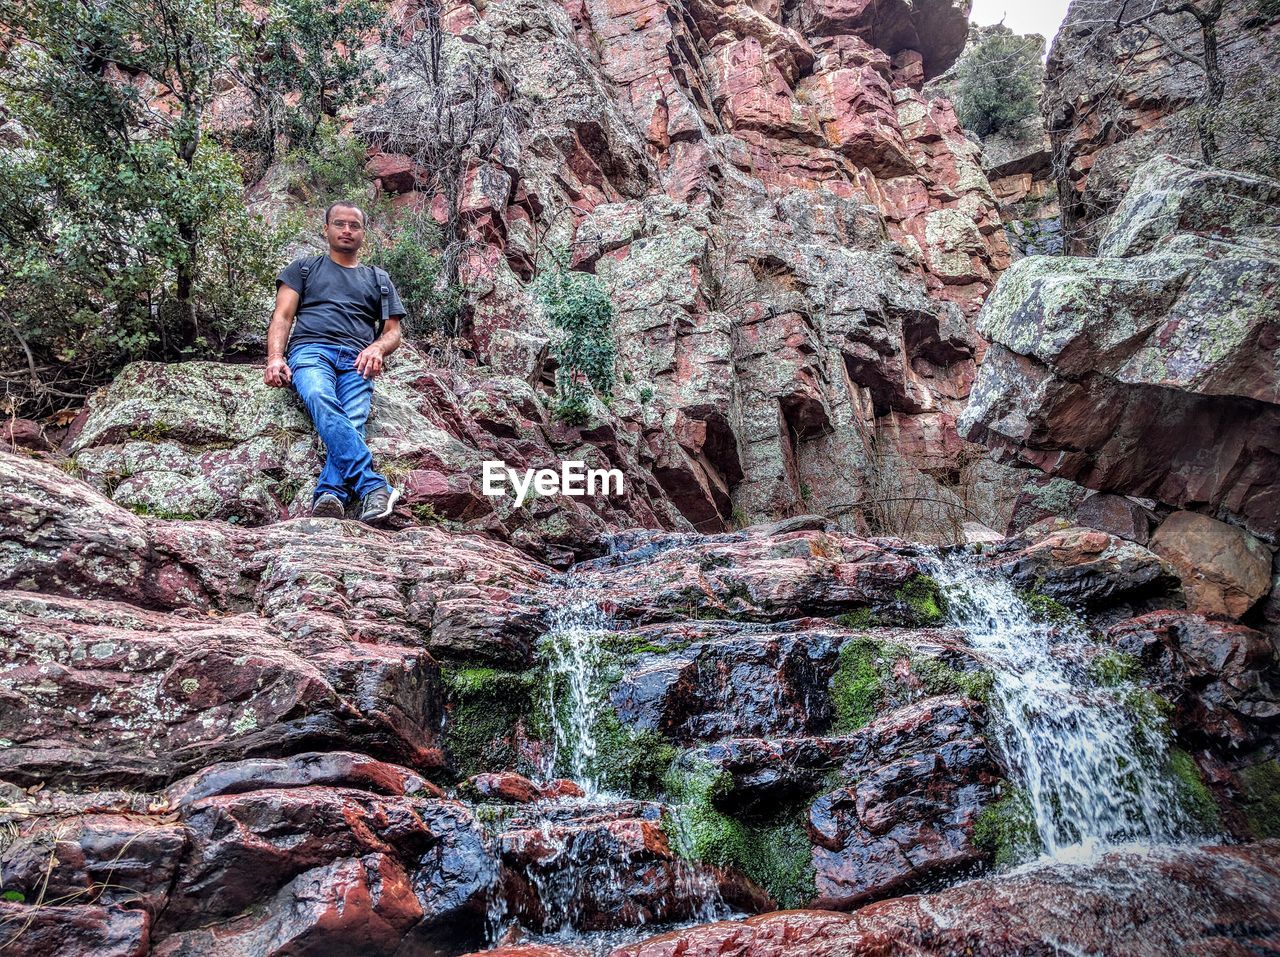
[{"xmin": 263, "ymin": 200, "xmax": 407, "ymax": 523}]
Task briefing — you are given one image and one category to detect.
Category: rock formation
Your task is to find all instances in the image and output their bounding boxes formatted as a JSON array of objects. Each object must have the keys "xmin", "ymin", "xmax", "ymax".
[
  {"xmin": 1043, "ymin": 0, "xmax": 1280, "ymax": 253},
  {"xmin": 962, "ymin": 155, "xmax": 1280, "ymax": 562}
]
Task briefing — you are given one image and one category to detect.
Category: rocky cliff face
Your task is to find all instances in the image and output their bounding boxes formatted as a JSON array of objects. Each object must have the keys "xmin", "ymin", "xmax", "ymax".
[
  {"xmin": 1043, "ymin": 0, "xmax": 1280, "ymax": 253},
  {"xmin": 314, "ymin": 0, "xmax": 1016, "ymax": 541}
]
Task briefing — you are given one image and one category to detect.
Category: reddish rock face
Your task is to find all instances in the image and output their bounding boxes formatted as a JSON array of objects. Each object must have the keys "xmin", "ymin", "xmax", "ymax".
[
  {"xmin": 0, "ymin": 902, "xmax": 149, "ymax": 957},
  {"xmin": 609, "ymin": 842, "xmax": 1280, "ymax": 956},
  {"xmin": 807, "ymin": 695, "xmax": 1001, "ymax": 909},
  {"xmin": 1150, "ymin": 512, "xmax": 1274, "ymax": 619},
  {"xmin": 1074, "ymin": 493, "xmax": 1153, "ymax": 545}
]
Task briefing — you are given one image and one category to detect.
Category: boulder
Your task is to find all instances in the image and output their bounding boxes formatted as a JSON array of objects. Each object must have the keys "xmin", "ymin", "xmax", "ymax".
[
  {"xmin": 1075, "ymin": 493, "xmax": 1152, "ymax": 545},
  {"xmin": 495, "ymin": 802, "xmax": 769, "ymax": 932},
  {"xmin": 1107, "ymin": 611, "xmax": 1280, "ymax": 751},
  {"xmin": 985, "ymin": 526, "xmax": 1178, "ymax": 606},
  {"xmin": 962, "ymin": 156, "xmax": 1280, "ymax": 540},
  {"xmin": 1149, "ymin": 512, "xmax": 1273, "ymax": 619},
  {"xmin": 0, "ymin": 591, "xmax": 446, "ymax": 787}
]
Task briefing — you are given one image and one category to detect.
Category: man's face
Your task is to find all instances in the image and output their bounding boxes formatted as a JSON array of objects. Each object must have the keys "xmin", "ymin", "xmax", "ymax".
[{"xmin": 324, "ymin": 208, "xmax": 365, "ymax": 253}]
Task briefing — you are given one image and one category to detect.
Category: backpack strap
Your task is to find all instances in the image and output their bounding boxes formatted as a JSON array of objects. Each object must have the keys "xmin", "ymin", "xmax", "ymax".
[
  {"xmin": 370, "ymin": 265, "xmax": 390, "ymax": 339},
  {"xmin": 297, "ymin": 253, "xmax": 325, "ymax": 306}
]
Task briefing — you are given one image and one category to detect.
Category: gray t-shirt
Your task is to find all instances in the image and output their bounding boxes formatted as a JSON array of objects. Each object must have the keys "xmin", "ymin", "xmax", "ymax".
[{"xmin": 277, "ymin": 255, "xmax": 405, "ymax": 353}]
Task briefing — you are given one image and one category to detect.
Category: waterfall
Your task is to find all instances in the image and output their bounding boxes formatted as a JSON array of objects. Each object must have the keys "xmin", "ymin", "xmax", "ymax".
[
  {"xmin": 538, "ymin": 585, "xmax": 613, "ymax": 795},
  {"xmin": 931, "ymin": 556, "xmax": 1206, "ymax": 859}
]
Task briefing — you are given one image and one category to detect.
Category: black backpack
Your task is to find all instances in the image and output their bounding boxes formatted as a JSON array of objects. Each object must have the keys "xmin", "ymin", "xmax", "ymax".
[{"xmin": 298, "ymin": 254, "xmax": 392, "ymax": 338}]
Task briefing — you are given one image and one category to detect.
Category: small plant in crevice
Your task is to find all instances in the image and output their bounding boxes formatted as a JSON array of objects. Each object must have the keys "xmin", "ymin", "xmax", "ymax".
[{"xmin": 532, "ymin": 247, "xmax": 616, "ymax": 426}]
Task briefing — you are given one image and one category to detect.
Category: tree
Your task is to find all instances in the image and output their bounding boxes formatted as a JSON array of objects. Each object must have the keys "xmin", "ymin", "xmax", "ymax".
[
  {"xmin": 245, "ymin": 0, "xmax": 386, "ymax": 151},
  {"xmin": 1115, "ymin": 0, "xmax": 1226, "ymax": 164},
  {"xmin": 950, "ymin": 27, "xmax": 1044, "ymax": 138},
  {"xmin": 0, "ymin": 0, "xmax": 283, "ymax": 414}
]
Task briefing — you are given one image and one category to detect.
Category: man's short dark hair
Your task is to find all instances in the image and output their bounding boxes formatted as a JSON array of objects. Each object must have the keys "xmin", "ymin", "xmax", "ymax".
[{"xmin": 325, "ymin": 201, "xmax": 366, "ymax": 226}]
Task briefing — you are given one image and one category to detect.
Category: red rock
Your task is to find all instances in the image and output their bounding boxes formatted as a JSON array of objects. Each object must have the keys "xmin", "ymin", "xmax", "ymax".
[
  {"xmin": 1107, "ymin": 611, "xmax": 1280, "ymax": 752},
  {"xmin": 610, "ymin": 842, "xmax": 1280, "ymax": 955},
  {"xmin": 1149, "ymin": 512, "xmax": 1273, "ymax": 619},
  {"xmin": 468, "ymin": 771, "xmax": 542, "ymax": 803},
  {"xmin": 542, "ymin": 778, "xmax": 585, "ymax": 799},
  {"xmin": 496, "ymin": 805, "xmax": 770, "ymax": 932},
  {"xmin": 0, "ymin": 902, "xmax": 149, "ymax": 957},
  {"xmin": 2, "ymin": 416, "xmax": 52, "ymax": 450},
  {"xmin": 165, "ymin": 752, "xmax": 441, "ymax": 807},
  {"xmin": 986, "ymin": 526, "xmax": 1178, "ymax": 606},
  {"xmin": 808, "ymin": 696, "xmax": 1002, "ymax": 908}
]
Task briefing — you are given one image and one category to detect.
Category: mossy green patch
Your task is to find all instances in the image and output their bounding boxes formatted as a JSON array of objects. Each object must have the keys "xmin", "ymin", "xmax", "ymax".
[
  {"xmin": 1018, "ymin": 590, "xmax": 1070, "ymax": 624},
  {"xmin": 1167, "ymin": 749, "xmax": 1222, "ymax": 835},
  {"xmin": 125, "ymin": 503, "xmax": 200, "ymax": 521},
  {"xmin": 830, "ymin": 638, "xmax": 884, "ymax": 732},
  {"xmin": 830, "ymin": 637, "xmax": 994, "ymax": 733},
  {"xmin": 441, "ymin": 666, "xmax": 544, "ymax": 780},
  {"xmin": 973, "ymin": 786, "xmax": 1038, "ymax": 867},
  {"xmin": 834, "ymin": 608, "xmax": 878, "ymax": 629},
  {"xmin": 895, "ymin": 574, "xmax": 946, "ymax": 626},
  {"xmin": 661, "ymin": 759, "xmax": 815, "ymax": 908},
  {"xmin": 591, "ymin": 710, "xmax": 678, "ymax": 797},
  {"xmin": 1240, "ymin": 759, "xmax": 1280, "ymax": 839},
  {"xmin": 1089, "ymin": 649, "xmax": 1142, "ymax": 687}
]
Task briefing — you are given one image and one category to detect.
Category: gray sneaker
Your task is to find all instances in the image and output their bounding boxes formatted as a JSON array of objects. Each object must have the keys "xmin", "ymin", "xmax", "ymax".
[
  {"xmin": 359, "ymin": 485, "xmax": 401, "ymax": 524},
  {"xmin": 311, "ymin": 493, "xmax": 346, "ymax": 519}
]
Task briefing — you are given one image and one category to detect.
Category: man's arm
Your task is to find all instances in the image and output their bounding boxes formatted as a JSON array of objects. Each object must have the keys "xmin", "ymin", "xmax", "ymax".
[
  {"xmin": 264, "ymin": 284, "xmax": 300, "ymax": 387},
  {"xmin": 355, "ymin": 317, "xmax": 402, "ymax": 380}
]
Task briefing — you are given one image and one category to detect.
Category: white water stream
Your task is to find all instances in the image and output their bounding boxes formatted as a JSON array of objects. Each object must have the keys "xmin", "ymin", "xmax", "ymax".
[{"xmin": 931, "ymin": 556, "xmax": 1206, "ymax": 859}]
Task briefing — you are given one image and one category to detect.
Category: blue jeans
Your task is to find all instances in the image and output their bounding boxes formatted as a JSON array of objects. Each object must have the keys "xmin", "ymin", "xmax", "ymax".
[{"xmin": 288, "ymin": 343, "xmax": 388, "ymax": 503}]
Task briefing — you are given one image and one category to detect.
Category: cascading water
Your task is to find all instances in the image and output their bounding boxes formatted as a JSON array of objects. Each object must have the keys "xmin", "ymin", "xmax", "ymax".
[
  {"xmin": 488, "ymin": 577, "xmax": 732, "ymax": 952},
  {"xmin": 931, "ymin": 555, "xmax": 1208, "ymax": 860},
  {"xmin": 538, "ymin": 586, "xmax": 614, "ymax": 795}
]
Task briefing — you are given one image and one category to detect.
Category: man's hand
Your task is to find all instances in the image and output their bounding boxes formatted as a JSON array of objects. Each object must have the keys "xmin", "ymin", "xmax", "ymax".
[
  {"xmin": 264, "ymin": 356, "xmax": 292, "ymax": 388},
  {"xmin": 355, "ymin": 343, "xmax": 386, "ymax": 380}
]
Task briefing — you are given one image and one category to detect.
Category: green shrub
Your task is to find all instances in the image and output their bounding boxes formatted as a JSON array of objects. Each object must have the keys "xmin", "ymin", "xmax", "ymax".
[
  {"xmin": 285, "ymin": 119, "xmax": 371, "ymax": 201},
  {"xmin": 365, "ymin": 206, "xmax": 462, "ymax": 338},
  {"xmin": 533, "ymin": 249, "xmax": 616, "ymax": 424},
  {"xmin": 950, "ymin": 27, "xmax": 1044, "ymax": 137}
]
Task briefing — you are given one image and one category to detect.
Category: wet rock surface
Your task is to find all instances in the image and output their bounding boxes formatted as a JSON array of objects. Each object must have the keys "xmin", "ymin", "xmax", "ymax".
[{"xmin": 605, "ymin": 841, "xmax": 1280, "ymax": 956}]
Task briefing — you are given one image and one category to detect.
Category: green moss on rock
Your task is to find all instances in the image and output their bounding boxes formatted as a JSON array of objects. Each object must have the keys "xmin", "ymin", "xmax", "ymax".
[
  {"xmin": 441, "ymin": 666, "xmax": 543, "ymax": 779},
  {"xmin": 661, "ymin": 759, "xmax": 816, "ymax": 908},
  {"xmin": 834, "ymin": 608, "xmax": 878, "ymax": 629},
  {"xmin": 830, "ymin": 638, "xmax": 884, "ymax": 732},
  {"xmin": 973, "ymin": 786, "xmax": 1038, "ymax": 867},
  {"xmin": 1089, "ymin": 649, "xmax": 1143, "ymax": 687},
  {"xmin": 1018, "ymin": 590, "xmax": 1071, "ymax": 624},
  {"xmin": 1240, "ymin": 759, "xmax": 1280, "ymax": 839},
  {"xmin": 830, "ymin": 637, "xmax": 994, "ymax": 732},
  {"xmin": 1167, "ymin": 749, "xmax": 1222, "ymax": 835},
  {"xmin": 592, "ymin": 710, "xmax": 678, "ymax": 797},
  {"xmin": 895, "ymin": 574, "xmax": 947, "ymax": 626}
]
